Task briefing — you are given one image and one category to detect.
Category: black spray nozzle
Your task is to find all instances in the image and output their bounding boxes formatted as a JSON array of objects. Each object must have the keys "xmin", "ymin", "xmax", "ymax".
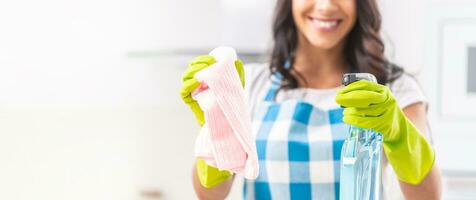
[{"xmin": 342, "ymin": 73, "xmax": 377, "ymax": 86}]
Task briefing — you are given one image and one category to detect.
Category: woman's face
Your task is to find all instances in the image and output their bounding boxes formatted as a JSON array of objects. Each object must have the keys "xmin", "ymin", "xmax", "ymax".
[{"xmin": 292, "ymin": 0, "xmax": 357, "ymax": 50}]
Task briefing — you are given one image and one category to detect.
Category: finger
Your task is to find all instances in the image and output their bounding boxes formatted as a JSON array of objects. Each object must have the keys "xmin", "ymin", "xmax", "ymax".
[
  {"xmin": 343, "ymin": 107, "xmax": 386, "ymax": 118},
  {"xmin": 189, "ymin": 55, "xmax": 216, "ymax": 66},
  {"xmin": 342, "ymin": 114, "xmax": 378, "ymax": 130},
  {"xmin": 235, "ymin": 59, "xmax": 245, "ymax": 88},
  {"xmin": 182, "ymin": 55, "xmax": 216, "ymax": 81},
  {"xmin": 336, "ymin": 90, "xmax": 388, "ymax": 108},
  {"xmin": 342, "ymin": 115, "xmax": 389, "ymax": 138},
  {"xmin": 189, "ymin": 101, "xmax": 205, "ymax": 126},
  {"xmin": 180, "ymin": 78, "xmax": 201, "ymax": 103}
]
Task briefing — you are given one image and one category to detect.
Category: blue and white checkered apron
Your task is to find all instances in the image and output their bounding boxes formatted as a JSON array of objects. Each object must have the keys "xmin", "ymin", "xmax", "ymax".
[{"xmin": 243, "ymin": 74, "xmax": 349, "ymax": 200}]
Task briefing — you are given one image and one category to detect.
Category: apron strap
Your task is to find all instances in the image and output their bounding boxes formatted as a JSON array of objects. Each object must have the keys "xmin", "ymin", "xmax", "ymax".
[
  {"xmin": 263, "ymin": 73, "xmax": 280, "ymax": 102},
  {"xmin": 263, "ymin": 59, "xmax": 291, "ymax": 102}
]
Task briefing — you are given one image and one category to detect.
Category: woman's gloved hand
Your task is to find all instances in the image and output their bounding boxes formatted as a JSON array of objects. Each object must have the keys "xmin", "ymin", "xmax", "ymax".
[
  {"xmin": 180, "ymin": 55, "xmax": 245, "ymax": 188},
  {"xmin": 180, "ymin": 55, "xmax": 245, "ymax": 126},
  {"xmin": 335, "ymin": 80, "xmax": 435, "ymax": 185}
]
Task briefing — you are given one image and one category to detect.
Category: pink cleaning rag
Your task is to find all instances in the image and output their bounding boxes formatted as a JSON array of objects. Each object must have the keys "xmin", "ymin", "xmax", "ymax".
[{"xmin": 192, "ymin": 46, "xmax": 259, "ymax": 179}]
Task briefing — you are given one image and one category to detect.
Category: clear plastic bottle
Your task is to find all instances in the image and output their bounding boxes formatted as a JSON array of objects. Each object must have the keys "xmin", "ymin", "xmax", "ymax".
[{"xmin": 340, "ymin": 73, "xmax": 383, "ymax": 200}]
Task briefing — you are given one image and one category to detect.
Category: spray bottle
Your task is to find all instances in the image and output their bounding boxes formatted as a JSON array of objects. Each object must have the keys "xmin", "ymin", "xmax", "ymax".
[{"xmin": 340, "ymin": 73, "xmax": 382, "ymax": 200}]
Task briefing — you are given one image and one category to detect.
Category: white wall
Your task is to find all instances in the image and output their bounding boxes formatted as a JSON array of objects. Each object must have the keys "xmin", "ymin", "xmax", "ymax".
[
  {"xmin": 380, "ymin": 0, "xmax": 476, "ymax": 172},
  {"xmin": 379, "ymin": 1, "xmax": 476, "ymax": 198},
  {"xmin": 379, "ymin": 0, "xmax": 427, "ymax": 73},
  {"xmin": 0, "ymin": 0, "xmax": 218, "ymax": 199}
]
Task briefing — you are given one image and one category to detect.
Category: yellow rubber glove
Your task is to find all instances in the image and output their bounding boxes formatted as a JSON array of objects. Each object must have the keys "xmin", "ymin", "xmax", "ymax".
[
  {"xmin": 195, "ymin": 159, "xmax": 233, "ymax": 189},
  {"xmin": 180, "ymin": 55, "xmax": 245, "ymax": 188},
  {"xmin": 335, "ymin": 80, "xmax": 435, "ymax": 185}
]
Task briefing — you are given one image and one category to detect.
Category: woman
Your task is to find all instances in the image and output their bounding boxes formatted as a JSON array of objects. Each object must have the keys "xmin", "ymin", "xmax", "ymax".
[{"xmin": 181, "ymin": 0, "xmax": 442, "ymax": 199}]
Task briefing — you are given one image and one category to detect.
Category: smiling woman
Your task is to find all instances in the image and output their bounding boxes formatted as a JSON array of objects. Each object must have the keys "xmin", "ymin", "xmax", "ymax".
[
  {"xmin": 181, "ymin": 0, "xmax": 442, "ymax": 199},
  {"xmin": 271, "ymin": 0, "xmax": 403, "ymax": 93}
]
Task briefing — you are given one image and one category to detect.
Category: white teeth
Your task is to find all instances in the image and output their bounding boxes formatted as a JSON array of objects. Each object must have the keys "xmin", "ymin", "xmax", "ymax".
[{"xmin": 311, "ymin": 19, "xmax": 338, "ymax": 29}]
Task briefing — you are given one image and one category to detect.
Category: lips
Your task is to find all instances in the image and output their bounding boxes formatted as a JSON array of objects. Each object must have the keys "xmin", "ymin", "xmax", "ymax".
[{"xmin": 308, "ymin": 17, "xmax": 342, "ymax": 32}]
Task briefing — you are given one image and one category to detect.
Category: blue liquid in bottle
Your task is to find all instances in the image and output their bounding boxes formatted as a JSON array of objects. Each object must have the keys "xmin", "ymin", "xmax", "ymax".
[
  {"xmin": 340, "ymin": 73, "xmax": 383, "ymax": 200},
  {"xmin": 340, "ymin": 127, "xmax": 382, "ymax": 200}
]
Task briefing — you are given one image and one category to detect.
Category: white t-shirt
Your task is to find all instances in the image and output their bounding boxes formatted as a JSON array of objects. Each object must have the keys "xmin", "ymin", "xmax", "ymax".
[{"xmin": 244, "ymin": 63, "xmax": 427, "ymax": 200}]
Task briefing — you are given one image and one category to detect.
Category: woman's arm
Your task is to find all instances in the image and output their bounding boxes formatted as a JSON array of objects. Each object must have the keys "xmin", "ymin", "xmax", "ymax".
[
  {"xmin": 192, "ymin": 163, "xmax": 234, "ymax": 200},
  {"xmin": 399, "ymin": 102, "xmax": 442, "ymax": 200}
]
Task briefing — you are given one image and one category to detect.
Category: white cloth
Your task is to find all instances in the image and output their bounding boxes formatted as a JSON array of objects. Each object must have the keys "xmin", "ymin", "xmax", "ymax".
[{"xmin": 192, "ymin": 47, "xmax": 259, "ymax": 179}]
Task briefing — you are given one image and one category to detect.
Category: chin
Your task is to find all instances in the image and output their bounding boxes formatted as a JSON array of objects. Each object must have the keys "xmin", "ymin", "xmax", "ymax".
[{"xmin": 308, "ymin": 37, "xmax": 342, "ymax": 50}]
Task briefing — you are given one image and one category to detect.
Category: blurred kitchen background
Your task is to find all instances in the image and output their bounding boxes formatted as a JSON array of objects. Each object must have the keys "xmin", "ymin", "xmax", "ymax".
[{"xmin": 1, "ymin": 0, "xmax": 476, "ymax": 199}]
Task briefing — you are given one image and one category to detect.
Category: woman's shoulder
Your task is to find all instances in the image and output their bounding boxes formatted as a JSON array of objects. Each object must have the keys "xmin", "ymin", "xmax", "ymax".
[
  {"xmin": 388, "ymin": 72, "xmax": 428, "ymax": 109},
  {"xmin": 244, "ymin": 63, "xmax": 270, "ymax": 85},
  {"xmin": 243, "ymin": 63, "xmax": 272, "ymax": 95},
  {"xmin": 243, "ymin": 63, "xmax": 273, "ymax": 114}
]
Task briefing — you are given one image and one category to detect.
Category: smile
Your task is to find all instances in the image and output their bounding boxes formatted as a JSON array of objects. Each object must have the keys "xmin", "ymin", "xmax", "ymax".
[{"xmin": 308, "ymin": 17, "xmax": 342, "ymax": 32}]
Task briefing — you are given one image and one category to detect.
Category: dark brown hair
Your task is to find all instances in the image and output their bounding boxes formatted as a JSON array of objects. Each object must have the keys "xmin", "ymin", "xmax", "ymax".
[{"xmin": 270, "ymin": 0, "xmax": 403, "ymax": 90}]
